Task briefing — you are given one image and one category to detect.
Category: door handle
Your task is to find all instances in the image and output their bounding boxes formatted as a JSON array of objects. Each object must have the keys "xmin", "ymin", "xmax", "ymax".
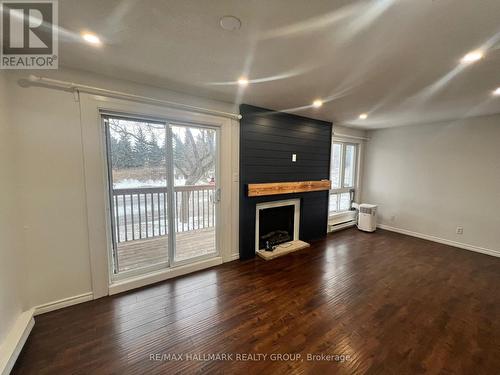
[{"xmin": 214, "ymin": 188, "xmax": 221, "ymax": 203}]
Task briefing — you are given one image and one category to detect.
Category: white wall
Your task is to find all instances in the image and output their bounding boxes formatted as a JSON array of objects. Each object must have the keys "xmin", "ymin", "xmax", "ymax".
[
  {"xmin": 0, "ymin": 74, "xmax": 24, "ymax": 346},
  {"xmin": 362, "ymin": 115, "xmax": 500, "ymax": 254},
  {"xmin": 2, "ymin": 67, "xmax": 238, "ymax": 311}
]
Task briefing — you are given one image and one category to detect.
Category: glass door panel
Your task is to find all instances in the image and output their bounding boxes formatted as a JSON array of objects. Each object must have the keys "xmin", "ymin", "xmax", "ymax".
[
  {"xmin": 343, "ymin": 144, "xmax": 356, "ymax": 187},
  {"xmin": 170, "ymin": 124, "xmax": 218, "ymax": 263},
  {"xmin": 105, "ymin": 116, "xmax": 169, "ymax": 275}
]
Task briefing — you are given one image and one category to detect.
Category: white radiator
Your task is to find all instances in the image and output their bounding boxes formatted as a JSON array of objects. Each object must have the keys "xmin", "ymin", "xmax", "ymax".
[{"xmin": 328, "ymin": 211, "xmax": 357, "ymax": 232}]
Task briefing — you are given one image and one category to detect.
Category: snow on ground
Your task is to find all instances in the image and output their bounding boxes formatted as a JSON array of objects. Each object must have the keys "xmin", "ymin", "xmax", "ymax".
[{"xmin": 114, "ymin": 178, "xmax": 187, "ymax": 189}]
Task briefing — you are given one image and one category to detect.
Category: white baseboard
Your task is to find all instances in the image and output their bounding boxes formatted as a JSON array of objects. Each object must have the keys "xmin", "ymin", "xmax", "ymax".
[
  {"xmin": 378, "ymin": 224, "xmax": 500, "ymax": 258},
  {"xmin": 0, "ymin": 294, "xmax": 94, "ymax": 373},
  {"xmin": 34, "ymin": 292, "xmax": 94, "ymax": 316},
  {"xmin": 0, "ymin": 309, "xmax": 35, "ymax": 375}
]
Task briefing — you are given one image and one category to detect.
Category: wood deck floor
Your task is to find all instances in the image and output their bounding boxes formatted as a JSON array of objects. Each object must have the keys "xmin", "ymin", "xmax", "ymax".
[
  {"xmin": 13, "ymin": 228, "xmax": 500, "ymax": 374},
  {"xmin": 117, "ymin": 227, "xmax": 216, "ymax": 272}
]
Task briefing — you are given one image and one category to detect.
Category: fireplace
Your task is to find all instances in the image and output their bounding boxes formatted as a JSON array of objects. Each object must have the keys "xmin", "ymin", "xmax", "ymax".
[{"xmin": 255, "ymin": 199, "xmax": 300, "ymax": 252}]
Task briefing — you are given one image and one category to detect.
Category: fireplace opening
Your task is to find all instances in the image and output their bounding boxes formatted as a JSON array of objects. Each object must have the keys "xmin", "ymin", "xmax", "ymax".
[{"xmin": 258, "ymin": 205, "xmax": 295, "ymax": 250}]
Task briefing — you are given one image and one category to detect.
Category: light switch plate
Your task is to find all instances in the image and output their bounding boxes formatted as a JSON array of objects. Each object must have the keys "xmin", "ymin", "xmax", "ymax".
[{"xmin": 292, "ymin": 153, "xmax": 297, "ymax": 162}]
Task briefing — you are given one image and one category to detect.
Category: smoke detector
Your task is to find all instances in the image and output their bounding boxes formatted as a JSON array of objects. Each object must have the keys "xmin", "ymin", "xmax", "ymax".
[{"xmin": 220, "ymin": 15, "xmax": 241, "ymax": 31}]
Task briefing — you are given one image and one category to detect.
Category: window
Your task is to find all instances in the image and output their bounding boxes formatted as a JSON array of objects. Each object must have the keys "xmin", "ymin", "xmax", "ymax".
[{"xmin": 329, "ymin": 142, "xmax": 358, "ymax": 215}]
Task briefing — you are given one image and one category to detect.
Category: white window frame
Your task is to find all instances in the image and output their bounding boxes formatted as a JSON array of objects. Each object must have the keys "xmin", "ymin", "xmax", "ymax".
[{"xmin": 329, "ymin": 141, "xmax": 359, "ymax": 215}]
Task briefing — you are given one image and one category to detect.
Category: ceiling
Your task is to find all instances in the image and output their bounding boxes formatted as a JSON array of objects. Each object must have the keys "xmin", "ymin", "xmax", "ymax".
[{"xmin": 57, "ymin": 0, "xmax": 500, "ymax": 128}]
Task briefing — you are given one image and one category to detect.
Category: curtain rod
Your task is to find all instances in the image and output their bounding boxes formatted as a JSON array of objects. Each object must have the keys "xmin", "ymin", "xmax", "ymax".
[{"xmin": 20, "ymin": 75, "xmax": 242, "ymax": 120}]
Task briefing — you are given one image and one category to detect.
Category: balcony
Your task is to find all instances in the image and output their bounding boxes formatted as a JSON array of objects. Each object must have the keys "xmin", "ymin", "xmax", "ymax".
[{"xmin": 112, "ymin": 184, "xmax": 216, "ymax": 272}]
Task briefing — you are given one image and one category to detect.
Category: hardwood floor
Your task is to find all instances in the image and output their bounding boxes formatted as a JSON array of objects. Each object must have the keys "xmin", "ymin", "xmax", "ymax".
[{"xmin": 13, "ymin": 229, "xmax": 500, "ymax": 374}]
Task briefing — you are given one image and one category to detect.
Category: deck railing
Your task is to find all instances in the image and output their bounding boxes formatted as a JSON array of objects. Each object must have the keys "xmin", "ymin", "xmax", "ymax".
[{"xmin": 112, "ymin": 185, "xmax": 216, "ymax": 243}]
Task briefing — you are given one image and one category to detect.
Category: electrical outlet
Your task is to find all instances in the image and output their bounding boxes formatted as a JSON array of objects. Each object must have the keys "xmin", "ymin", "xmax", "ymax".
[
  {"xmin": 456, "ymin": 226, "xmax": 463, "ymax": 235},
  {"xmin": 390, "ymin": 215, "xmax": 396, "ymax": 222}
]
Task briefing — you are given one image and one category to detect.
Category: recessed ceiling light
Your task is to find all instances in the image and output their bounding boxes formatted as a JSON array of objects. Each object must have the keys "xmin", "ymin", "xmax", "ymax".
[
  {"xmin": 238, "ymin": 77, "xmax": 249, "ymax": 86},
  {"xmin": 461, "ymin": 51, "xmax": 483, "ymax": 64},
  {"xmin": 493, "ymin": 87, "xmax": 500, "ymax": 96},
  {"xmin": 81, "ymin": 32, "xmax": 102, "ymax": 46},
  {"xmin": 312, "ymin": 99, "xmax": 323, "ymax": 108},
  {"xmin": 359, "ymin": 113, "xmax": 368, "ymax": 120},
  {"xmin": 220, "ymin": 15, "xmax": 241, "ymax": 31}
]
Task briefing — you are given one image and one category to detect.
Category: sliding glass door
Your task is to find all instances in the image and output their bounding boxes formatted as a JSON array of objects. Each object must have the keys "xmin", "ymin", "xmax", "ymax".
[
  {"xmin": 104, "ymin": 115, "xmax": 219, "ymax": 277},
  {"xmin": 171, "ymin": 123, "xmax": 218, "ymax": 265}
]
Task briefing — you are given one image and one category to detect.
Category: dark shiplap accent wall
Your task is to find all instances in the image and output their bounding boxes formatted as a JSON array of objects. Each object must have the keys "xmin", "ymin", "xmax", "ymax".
[{"xmin": 239, "ymin": 104, "xmax": 332, "ymax": 259}]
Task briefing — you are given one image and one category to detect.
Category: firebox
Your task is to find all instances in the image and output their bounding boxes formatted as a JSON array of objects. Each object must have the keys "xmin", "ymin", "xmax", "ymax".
[{"xmin": 255, "ymin": 199, "xmax": 300, "ymax": 252}]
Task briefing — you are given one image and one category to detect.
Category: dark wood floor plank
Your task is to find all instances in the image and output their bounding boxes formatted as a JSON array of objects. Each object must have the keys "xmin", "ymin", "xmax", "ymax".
[{"xmin": 12, "ymin": 229, "xmax": 500, "ymax": 374}]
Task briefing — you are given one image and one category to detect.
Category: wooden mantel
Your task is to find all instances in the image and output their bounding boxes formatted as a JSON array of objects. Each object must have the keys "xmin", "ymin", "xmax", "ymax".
[{"xmin": 247, "ymin": 180, "xmax": 331, "ymax": 197}]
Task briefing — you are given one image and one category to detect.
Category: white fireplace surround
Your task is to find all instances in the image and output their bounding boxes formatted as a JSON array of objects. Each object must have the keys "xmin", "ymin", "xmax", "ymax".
[{"xmin": 255, "ymin": 199, "xmax": 301, "ymax": 252}]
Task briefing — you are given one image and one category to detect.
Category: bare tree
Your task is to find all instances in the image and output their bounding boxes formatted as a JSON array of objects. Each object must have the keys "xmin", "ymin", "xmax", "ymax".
[
  {"xmin": 172, "ymin": 127, "xmax": 215, "ymax": 224},
  {"xmin": 172, "ymin": 127, "xmax": 215, "ymax": 185},
  {"xmin": 109, "ymin": 119, "xmax": 216, "ymax": 224},
  {"xmin": 108, "ymin": 119, "xmax": 215, "ymax": 184}
]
